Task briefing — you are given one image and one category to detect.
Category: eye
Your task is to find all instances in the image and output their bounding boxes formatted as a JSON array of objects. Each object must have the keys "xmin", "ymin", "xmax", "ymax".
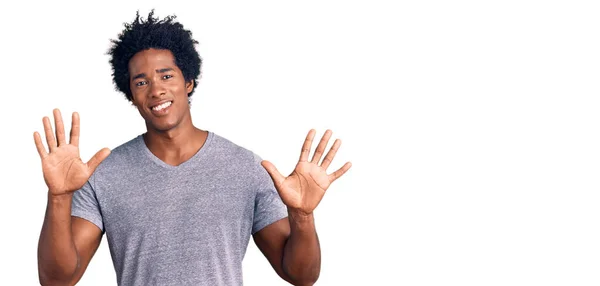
[
  {"xmin": 163, "ymin": 75, "xmax": 173, "ymax": 80},
  {"xmin": 135, "ymin": 81, "xmax": 147, "ymax": 87}
]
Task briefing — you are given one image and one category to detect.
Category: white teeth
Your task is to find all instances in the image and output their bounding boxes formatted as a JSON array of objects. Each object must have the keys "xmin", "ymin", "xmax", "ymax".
[{"xmin": 152, "ymin": 101, "xmax": 172, "ymax": 111}]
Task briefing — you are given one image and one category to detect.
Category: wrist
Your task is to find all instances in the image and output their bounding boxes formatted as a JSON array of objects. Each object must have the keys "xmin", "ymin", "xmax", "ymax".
[
  {"xmin": 48, "ymin": 191, "xmax": 73, "ymax": 203},
  {"xmin": 288, "ymin": 208, "xmax": 313, "ymax": 219},
  {"xmin": 288, "ymin": 208, "xmax": 315, "ymax": 228}
]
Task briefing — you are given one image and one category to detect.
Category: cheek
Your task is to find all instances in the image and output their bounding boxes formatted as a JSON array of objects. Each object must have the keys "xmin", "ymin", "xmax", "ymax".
[
  {"xmin": 131, "ymin": 87, "xmax": 149, "ymax": 102},
  {"xmin": 130, "ymin": 96, "xmax": 146, "ymax": 112},
  {"xmin": 170, "ymin": 77, "xmax": 187, "ymax": 92},
  {"xmin": 173, "ymin": 82, "xmax": 186, "ymax": 95}
]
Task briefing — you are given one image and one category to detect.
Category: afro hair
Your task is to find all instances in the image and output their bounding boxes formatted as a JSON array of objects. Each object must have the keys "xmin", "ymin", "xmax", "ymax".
[{"xmin": 108, "ymin": 10, "xmax": 202, "ymax": 101}]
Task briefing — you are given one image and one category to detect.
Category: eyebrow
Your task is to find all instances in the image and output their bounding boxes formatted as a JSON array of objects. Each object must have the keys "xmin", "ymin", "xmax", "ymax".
[{"xmin": 132, "ymin": 68, "xmax": 175, "ymax": 80}]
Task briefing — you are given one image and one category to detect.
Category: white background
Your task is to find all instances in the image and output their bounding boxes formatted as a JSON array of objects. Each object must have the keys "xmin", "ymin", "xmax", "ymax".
[{"xmin": 1, "ymin": 0, "xmax": 599, "ymax": 285}]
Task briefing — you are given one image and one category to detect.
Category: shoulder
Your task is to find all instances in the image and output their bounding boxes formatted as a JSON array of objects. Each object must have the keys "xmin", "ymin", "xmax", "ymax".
[
  {"xmin": 209, "ymin": 132, "xmax": 263, "ymax": 166},
  {"xmin": 209, "ymin": 133, "xmax": 277, "ymax": 193},
  {"xmin": 93, "ymin": 135, "xmax": 143, "ymax": 175},
  {"xmin": 207, "ymin": 132, "xmax": 272, "ymax": 186}
]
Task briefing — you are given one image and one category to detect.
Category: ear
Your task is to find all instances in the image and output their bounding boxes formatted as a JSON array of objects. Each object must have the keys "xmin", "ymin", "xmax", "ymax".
[{"xmin": 185, "ymin": 80, "xmax": 194, "ymax": 94}]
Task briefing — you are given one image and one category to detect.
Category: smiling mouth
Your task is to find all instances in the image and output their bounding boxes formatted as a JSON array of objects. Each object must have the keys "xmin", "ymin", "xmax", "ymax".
[{"xmin": 151, "ymin": 101, "xmax": 173, "ymax": 111}]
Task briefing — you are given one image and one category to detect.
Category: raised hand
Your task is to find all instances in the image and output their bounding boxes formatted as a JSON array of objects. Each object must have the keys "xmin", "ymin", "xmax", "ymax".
[
  {"xmin": 261, "ymin": 129, "xmax": 352, "ymax": 215},
  {"xmin": 34, "ymin": 109, "xmax": 110, "ymax": 196}
]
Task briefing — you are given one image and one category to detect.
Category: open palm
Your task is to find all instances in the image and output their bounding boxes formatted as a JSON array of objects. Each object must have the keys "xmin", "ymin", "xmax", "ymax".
[
  {"xmin": 262, "ymin": 130, "xmax": 351, "ymax": 215},
  {"xmin": 34, "ymin": 109, "xmax": 110, "ymax": 196}
]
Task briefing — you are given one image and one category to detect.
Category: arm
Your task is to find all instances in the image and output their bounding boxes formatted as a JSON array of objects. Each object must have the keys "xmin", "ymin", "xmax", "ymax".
[
  {"xmin": 38, "ymin": 194, "xmax": 103, "ymax": 285},
  {"xmin": 259, "ymin": 129, "xmax": 351, "ymax": 285},
  {"xmin": 253, "ymin": 212, "xmax": 320, "ymax": 286},
  {"xmin": 34, "ymin": 109, "xmax": 110, "ymax": 285}
]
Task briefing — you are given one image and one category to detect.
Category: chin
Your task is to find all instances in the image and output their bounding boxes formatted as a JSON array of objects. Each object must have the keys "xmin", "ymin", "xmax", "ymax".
[
  {"xmin": 146, "ymin": 116, "xmax": 180, "ymax": 132},
  {"xmin": 153, "ymin": 124, "xmax": 177, "ymax": 132}
]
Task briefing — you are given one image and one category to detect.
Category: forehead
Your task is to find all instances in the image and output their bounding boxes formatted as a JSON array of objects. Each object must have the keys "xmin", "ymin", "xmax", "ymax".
[{"xmin": 128, "ymin": 48, "xmax": 179, "ymax": 74}]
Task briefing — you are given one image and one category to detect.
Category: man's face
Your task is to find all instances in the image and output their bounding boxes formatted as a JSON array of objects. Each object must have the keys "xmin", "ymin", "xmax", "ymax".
[{"xmin": 128, "ymin": 48, "xmax": 193, "ymax": 132}]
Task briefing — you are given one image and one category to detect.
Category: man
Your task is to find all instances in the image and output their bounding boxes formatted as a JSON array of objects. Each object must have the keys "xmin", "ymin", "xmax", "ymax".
[{"xmin": 35, "ymin": 11, "xmax": 351, "ymax": 286}]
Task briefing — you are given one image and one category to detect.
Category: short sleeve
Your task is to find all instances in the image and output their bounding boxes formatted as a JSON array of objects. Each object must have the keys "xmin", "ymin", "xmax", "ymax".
[
  {"xmin": 71, "ymin": 178, "xmax": 104, "ymax": 232},
  {"xmin": 252, "ymin": 154, "xmax": 288, "ymax": 234}
]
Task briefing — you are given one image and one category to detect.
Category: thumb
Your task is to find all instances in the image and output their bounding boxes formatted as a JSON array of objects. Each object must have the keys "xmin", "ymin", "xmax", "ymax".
[
  {"xmin": 261, "ymin": 160, "xmax": 285, "ymax": 189},
  {"xmin": 86, "ymin": 148, "xmax": 111, "ymax": 173}
]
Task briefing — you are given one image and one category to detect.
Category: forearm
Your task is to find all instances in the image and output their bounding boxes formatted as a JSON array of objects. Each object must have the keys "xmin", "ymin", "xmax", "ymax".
[
  {"xmin": 282, "ymin": 209, "xmax": 321, "ymax": 285},
  {"xmin": 38, "ymin": 192, "xmax": 79, "ymax": 284}
]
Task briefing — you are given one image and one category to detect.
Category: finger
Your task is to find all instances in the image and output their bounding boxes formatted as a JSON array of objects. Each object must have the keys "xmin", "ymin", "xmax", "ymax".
[
  {"xmin": 53, "ymin": 109, "xmax": 67, "ymax": 146},
  {"xmin": 261, "ymin": 160, "xmax": 286, "ymax": 189},
  {"xmin": 311, "ymin": 129, "xmax": 332, "ymax": 164},
  {"xmin": 328, "ymin": 162, "xmax": 352, "ymax": 183},
  {"xmin": 299, "ymin": 129, "xmax": 316, "ymax": 162},
  {"xmin": 86, "ymin": 148, "xmax": 111, "ymax": 173},
  {"xmin": 43, "ymin": 116, "xmax": 57, "ymax": 152},
  {"xmin": 321, "ymin": 138, "xmax": 341, "ymax": 170},
  {"xmin": 70, "ymin": 112, "xmax": 80, "ymax": 146},
  {"xmin": 33, "ymin": 132, "xmax": 48, "ymax": 159}
]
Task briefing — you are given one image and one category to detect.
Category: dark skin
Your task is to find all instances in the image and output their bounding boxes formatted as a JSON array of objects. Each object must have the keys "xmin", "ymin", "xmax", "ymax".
[{"xmin": 36, "ymin": 48, "xmax": 351, "ymax": 286}]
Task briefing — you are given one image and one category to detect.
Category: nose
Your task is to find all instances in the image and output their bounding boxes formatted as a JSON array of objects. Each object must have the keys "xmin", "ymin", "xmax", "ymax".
[{"xmin": 149, "ymin": 79, "xmax": 166, "ymax": 98}]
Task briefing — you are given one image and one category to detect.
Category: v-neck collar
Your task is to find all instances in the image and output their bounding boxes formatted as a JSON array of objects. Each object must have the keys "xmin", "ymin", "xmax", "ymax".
[{"xmin": 137, "ymin": 131, "xmax": 214, "ymax": 169}]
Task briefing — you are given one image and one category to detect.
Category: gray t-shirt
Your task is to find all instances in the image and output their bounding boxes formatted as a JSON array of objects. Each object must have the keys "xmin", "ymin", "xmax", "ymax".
[{"xmin": 71, "ymin": 131, "xmax": 288, "ymax": 285}]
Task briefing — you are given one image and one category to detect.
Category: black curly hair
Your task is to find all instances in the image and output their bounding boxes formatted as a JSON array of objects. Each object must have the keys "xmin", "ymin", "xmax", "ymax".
[{"xmin": 108, "ymin": 10, "xmax": 202, "ymax": 101}]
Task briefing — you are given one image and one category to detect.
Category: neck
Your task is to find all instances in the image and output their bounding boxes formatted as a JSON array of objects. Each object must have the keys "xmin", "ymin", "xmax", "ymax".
[{"xmin": 142, "ymin": 116, "xmax": 208, "ymax": 166}]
